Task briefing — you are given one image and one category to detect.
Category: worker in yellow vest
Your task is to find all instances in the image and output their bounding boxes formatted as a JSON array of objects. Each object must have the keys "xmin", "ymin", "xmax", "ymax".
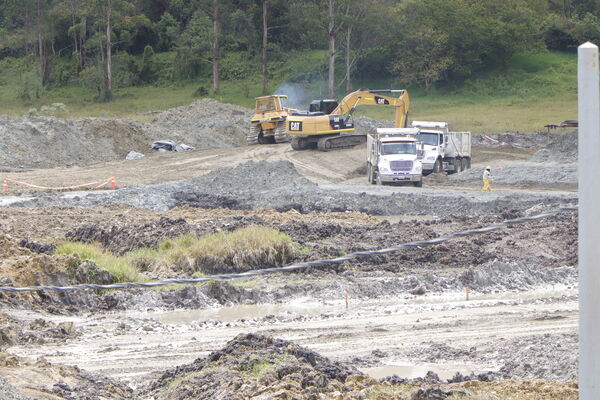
[{"xmin": 482, "ymin": 166, "xmax": 493, "ymax": 192}]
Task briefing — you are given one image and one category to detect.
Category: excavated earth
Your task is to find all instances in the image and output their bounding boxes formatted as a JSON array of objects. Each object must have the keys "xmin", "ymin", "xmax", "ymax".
[{"xmin": 0, "ymin": 102, "xmax": 582, "ymax": 399}]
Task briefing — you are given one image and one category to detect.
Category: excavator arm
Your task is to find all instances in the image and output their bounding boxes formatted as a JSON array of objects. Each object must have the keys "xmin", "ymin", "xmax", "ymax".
[{"xmin": 332, "ymin": 89, "xmax": 410, "ymax": 128}]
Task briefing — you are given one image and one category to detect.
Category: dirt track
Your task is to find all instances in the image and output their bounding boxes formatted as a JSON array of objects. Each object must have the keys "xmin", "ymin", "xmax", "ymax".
[{"xmin": 0, "ymin": 141, "xmax": 548, "ymax": 192}]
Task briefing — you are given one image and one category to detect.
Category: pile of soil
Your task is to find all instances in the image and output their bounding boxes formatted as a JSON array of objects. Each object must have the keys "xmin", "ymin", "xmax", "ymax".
[
  {"xmin": 0, "ymin": 352, "xmax": 132, "ymax": 400},
  {"xmin": 411, "ymin": 333, "xmax": 577, "ymax": 381},
  {"xmin": 0, "ymin": 377, "xmax": 30, "ymax": 400},
  {"xmin": 0, "ymin": 233, "xmax": 77, "ymax": 288},
  {"xmin": 142, "ymin": 333, "xmax": 372, "ymax": 399},
  {"xmin": 0, "ymin": 313, "xmax": 79, "ymax": 348},
  {"xmin": 0, "ymin": 99, "xmax": 252, "ymax": 169},
  {"xmin": 354, "ymin": 116, "xmax": 394, "ymax": 135},
  {"xmin": 472, "ymin": 132, "xmax": 560, "ymax": 149},
  {"xmin": 150, "ymin": 98, "xmax": 252, "ymax": 148},
  {"xmin": 530, "ymin": 129, "xmax": 578, "ymax": 163}
]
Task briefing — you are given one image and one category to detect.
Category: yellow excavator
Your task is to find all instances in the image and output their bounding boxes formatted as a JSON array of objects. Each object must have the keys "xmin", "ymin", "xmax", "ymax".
[
  {"xmin": 248, "ymin": 95, "xmax": 297, "ymax": 145},
  {"xmin": 286, "ymin": 89, "xmax": 410, "ymax": 151}
]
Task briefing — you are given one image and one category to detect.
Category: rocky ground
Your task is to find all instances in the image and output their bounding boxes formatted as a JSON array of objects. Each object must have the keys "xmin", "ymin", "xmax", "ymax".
[{"xmin": 0, "ymin": 101, "xmax": 582, "ymax": 399}]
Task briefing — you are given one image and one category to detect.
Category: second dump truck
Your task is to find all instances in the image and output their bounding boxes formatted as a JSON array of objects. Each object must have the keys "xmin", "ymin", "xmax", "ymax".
[{"xmin": 411, "ymin": 121, "xmax": 472, "ymax": 175}]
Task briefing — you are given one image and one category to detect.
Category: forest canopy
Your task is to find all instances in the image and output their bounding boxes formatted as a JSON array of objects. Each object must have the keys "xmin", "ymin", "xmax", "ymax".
[{"xmin": 0, "ymin": 0, "xmax": 596, "ymax": 102}]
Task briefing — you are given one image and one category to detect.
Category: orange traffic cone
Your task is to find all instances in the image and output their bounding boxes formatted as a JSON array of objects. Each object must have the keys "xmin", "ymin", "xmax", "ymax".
[
  {"xmin": 2, "ymin": 178, "xmax": 8, "ymax": 192},
  {"xmin": 110, "ymin": 174, "xmax": 117, "ymax": 189}
]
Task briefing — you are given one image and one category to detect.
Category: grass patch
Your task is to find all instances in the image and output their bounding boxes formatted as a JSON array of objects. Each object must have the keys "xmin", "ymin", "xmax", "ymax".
[
  {"xmin": 355, "ymin": 51, "xmax": 576, "ymax": 133},
  {"xmin": 0, "ymin": 50, "xmax": 576, "ymax": 133},
  {"xmin": 129, "ymin": 226, "xmax": 306, "ymax": 275},
  {"xmin": 55, "ymin": 242, "xmax": 142, "ymax": 283}
]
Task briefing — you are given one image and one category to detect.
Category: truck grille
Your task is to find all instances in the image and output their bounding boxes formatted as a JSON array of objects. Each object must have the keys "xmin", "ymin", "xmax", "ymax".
[{"xmin": 390, "ymin": 160, "xmax": 413, "ymax": 171}]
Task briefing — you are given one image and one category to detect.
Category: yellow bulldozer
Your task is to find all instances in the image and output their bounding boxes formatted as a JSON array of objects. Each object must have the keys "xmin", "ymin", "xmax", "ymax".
[
  {"xmin": 248, "ymin": 95, "xmax": 297, "ymax": 145},
  {"xmin": 286, "ymin": 89, "xmax": 410, "ymax": 151}
]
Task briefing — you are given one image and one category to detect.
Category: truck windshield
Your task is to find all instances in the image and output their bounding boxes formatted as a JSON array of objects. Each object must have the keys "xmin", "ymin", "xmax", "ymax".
[
  {"xmin": 381, "ymin": 143, "xmax": 416, "ymax": 155},
  {"xmin": 418, "ymin": 132, "xmax": 439, "ymax": 146}
]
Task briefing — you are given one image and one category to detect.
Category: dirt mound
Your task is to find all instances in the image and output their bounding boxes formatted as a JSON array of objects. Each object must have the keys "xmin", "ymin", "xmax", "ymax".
[
  {"xmin": 150, "ymin": 98, "xmax": 252, "ymax": 148},
  {"xmin": 0, "ymin": 353, "xmax": 132, "ymax": 400},
  {"xmin": 143, "ymin": 333, "xmax": 367, "ymax": 399},
  {"xmin": 473, "ymin": 132, "xmax": 559, "ymax": 149},
  {"xmin": 0, "ymin": 233, "xmax": 77, "ymax": 288},
  {"xmin": 0, "ymin": 99, "xmax": 252, "ymax": 169},
  {"xmin": 0, "ymin": 377, "xmax": 30, "ymax": 400},
  {"xmin": 354, "ymin": 116, "xmax": 394, "ymax": 135},
  {"xmin": 412, "ymin": 333, "xmax": 577, "ymax": 382},
  {"xmin": 0, "ymin": 115, "xmax": 155, "ymax": 169},
  {"xmin": 530, "ymin": 129, "xmax": 578, "ymax": 163},
  {"xmin": 0, "ymin": 313, "xmax": 79, "ymax": 349}
]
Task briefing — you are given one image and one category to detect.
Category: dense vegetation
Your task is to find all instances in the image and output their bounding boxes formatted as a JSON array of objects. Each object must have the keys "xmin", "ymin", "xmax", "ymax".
[{"xmin": 0, "ymin": 0, "xmax": 591, "ymax": 129}]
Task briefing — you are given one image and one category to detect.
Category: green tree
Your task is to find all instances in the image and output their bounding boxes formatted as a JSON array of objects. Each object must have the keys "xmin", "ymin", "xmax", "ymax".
[{"xmin": 391, "ymin": 28, "xmax": 452, "ymax": 95}]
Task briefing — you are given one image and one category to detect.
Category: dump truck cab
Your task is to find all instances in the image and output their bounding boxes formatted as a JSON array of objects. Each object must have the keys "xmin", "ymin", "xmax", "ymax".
[{"xmin": 367, "ymin": 128, "xmax": 424, "ymax": 186}]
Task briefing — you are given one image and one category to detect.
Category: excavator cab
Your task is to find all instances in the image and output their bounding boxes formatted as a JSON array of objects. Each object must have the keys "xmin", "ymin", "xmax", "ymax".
[{"xmin": 309, "ymin": 100, "xmax": 339, "ymax": 114}]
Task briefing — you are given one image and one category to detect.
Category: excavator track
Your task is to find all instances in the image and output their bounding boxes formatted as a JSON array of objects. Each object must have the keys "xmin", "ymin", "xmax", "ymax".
[
  {"xmin": 317, "ymin": 134, "xmax": 367, "ymax": 151},
  {"xmin": 246, "ymin": 125, "xmax": 261, "ymax": 145},
  {"xmin": 291, "ymin": 136, "xmax": 311, "ymax": 150},
  {"xmin": 274, "ymin": 122, "xmax": 290, "ymax": 143}
]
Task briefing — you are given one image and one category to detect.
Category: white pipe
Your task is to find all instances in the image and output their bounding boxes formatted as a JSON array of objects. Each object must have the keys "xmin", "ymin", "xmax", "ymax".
[{"xmin": 579, "ymin": 41, "xmax": 600, "ymax": 398}]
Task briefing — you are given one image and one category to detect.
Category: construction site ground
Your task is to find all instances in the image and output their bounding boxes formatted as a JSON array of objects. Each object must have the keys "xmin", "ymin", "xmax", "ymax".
[{"xmin": 0, "ymin": 101, "xmax": 579, "ymax": 399}]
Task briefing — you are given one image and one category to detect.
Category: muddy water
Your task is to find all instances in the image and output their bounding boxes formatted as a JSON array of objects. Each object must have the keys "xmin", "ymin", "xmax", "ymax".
[
  {"xmin": 141, "ymin": 299, "xmax": 331, "ymax": 324},
  {"xmin": 361, "ymin": 362, "xmax": 484, "ymax": 380},
  {"xmin": 136, "ymin": 284, "xmax": 577, "ymax": 325}
]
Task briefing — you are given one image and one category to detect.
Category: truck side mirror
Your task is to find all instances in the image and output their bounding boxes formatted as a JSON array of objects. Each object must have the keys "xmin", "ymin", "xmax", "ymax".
[{"xmin": 417, "ymin": 149, "xmax": 424, "ymax": 158}]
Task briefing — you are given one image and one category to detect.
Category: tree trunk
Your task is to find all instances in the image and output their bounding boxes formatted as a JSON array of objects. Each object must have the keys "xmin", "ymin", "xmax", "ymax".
[
  {"xmin": 345, "ymin": 24, "xmax": 352, "ymax": 92},
  {"xmin": 212, "ymin": 0, "xmax": 220, "ymax": 93},
  {"xmin": 36, "ymin": 0, "xmax": 47, "ymax": 86},
  {"xmin": 327, "ymin": 0, "xmax": 335, "ymax": 98},
  {"xmin": 105, "ymin": 0, "xmax": 113, "ymax": 101},
  {"xmin": 261, "ymin": 0, "xmax": 269, "ymax": 95},
  {"xmin": 80, "ymin": 16, "xmax": 87, "ymax": 70}
]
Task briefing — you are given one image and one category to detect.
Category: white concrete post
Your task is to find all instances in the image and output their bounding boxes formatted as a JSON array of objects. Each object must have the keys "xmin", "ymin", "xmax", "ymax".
[{"xmin": 579, "ymin": 41, "xmax": 600, "ymax": 399}]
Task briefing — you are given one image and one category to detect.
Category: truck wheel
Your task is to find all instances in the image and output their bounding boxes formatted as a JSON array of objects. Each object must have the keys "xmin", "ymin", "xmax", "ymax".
[
  {"xmin": 466, "ymin": 157, "xmax": 471, "ymax": 169},
  {"xmin": 447, "ymin": 158, "xmax": 457, "ymax": 174},
  {"xmin": 433, "ymin": 159, "xmax": 443, "ymax": 173},
  {"xmin": 461, "ymin": 158, "xmax": 467, "ymax": 172},
  {"xmin": 413, "ymin": 179, "xmax": 423, "ymax": 188},
  {"xmin": 376, "ymin": 174, "xmax": 383, "ymax": 185},
  {"xmin": 456, "ymin": 158, "xmax": 463, "ymax": 173}
]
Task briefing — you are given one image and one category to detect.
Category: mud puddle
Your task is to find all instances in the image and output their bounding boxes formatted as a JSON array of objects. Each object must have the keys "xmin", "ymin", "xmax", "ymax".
[
  {"xmin": 136, "ymin": 298, "xmax": 331, "ymax": 324},
  {"xmin": 361, "ymin": 362, "xmax": 485, "ymax": 380}
]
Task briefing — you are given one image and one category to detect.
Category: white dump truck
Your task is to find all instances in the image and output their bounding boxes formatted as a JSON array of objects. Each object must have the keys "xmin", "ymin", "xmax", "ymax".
[
  {"xmin": 366, "ymin": 128, "xmax": 424, "ymax": 187},
  {"xmin": 411, "ymin": 121, "xmax": 471, "ymax": 175}
]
